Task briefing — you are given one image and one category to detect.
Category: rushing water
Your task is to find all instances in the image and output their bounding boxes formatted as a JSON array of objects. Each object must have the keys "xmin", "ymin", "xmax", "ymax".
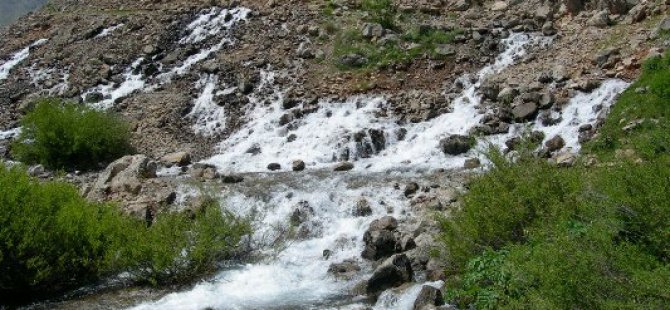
[
  {"xmin": 3, "ymin": 6, "xmax": 632, "ymax": 309},
  {"xmin": 127, "ymin": 26, "xmax": 629, "ymax": 310}
]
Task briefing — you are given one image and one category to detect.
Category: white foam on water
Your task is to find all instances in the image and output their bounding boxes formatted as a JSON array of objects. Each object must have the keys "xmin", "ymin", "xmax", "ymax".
[
  {"xmin": 95, "ymin": 23, "xmax": 124, "ymax": 39},
  {"xmin": 189, "ymin": 74, "xmax": 229, "ymax": 135},
  {"xmin": 0, "ymin": 127, "xmax": 21, "ymax": 140},
  {"xmin": 83, "ymin": 58, "xmax": 146, "ymax": 109},
  {"xmin": 0, "ymin": 39, "xmax": 47, "ymax": 80},
  {"xmin": 130, "ymin": 174, "xmax": 411, "ymax": 310},
  {"xmin": 205, "ymin": 33, "xmax": 553, "ymax": 173},
  {"xmin": 28, "ymin": 65, "xmax": 70, "ymax": 95},
  {"xmin": 533, "ymin": 79, "xmax": 629, "ymax": 152},
  {"xmin": 373, "ymin": 281, "xmax": 444, "ymax": 310},
  {"xmin": 130, "ymin": 31, "xmax": 630, "ymax": 310}
]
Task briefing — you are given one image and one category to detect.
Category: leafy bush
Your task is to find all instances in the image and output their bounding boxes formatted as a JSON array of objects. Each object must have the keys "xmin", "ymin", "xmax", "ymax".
[
  {"xmin": 440, "ymin": 155, "xmax": 670, "ymax": 309},
  {"xmin": 0, "ymin": 165, "xmax": 250, "ymax": 304},
  {"xmin": 12, "ymin": 98, "xmax": 133, "ymax": 170}
]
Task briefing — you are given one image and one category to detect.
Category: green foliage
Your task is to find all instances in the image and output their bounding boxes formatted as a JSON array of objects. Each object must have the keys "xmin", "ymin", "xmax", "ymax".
[
  {"xmin": 441, "ymin": 155, "xmax": 670, "ymax": 309},
  {"xmin": 361, "ymin": 0, "xmax": 396, "ymax": 29},
  {"xmin": 0, "ymin": 165, "xmax": 250, "ymax": 303},
  {"xmin": 587, "ymin": 51, "xmax": 670, "ymax": 161},
  {"xmin": 440, "ymin": 58, "xmax": 670, "ymax": 307},
  {"xmin": 12, "ymin": 98, "xmax": 133, "ymax": 171},
  {"xmin": 333, "ymin": 26, "xmax": 459, "ymax": 69}
]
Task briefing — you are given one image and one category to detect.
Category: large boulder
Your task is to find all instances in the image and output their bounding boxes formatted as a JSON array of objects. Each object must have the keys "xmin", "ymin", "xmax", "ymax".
[
  {"xmin": 160, "ymin": 151, "xmax": 191, "ymax": 167},
  {"xmin": 362, "ymin": 216, "xmax": 400, "ymax": 260},
  {"xmin": 512, "ymin": 102, "xmax": 539, "ymax": 121},
  {"xmin": 439, "ymin": 135, "xmax": 475, "ymax": 156},
  {"xmin": 366, "ymin": 254, "xmax": 414, "ymax": 296},
  {"xmin": 87, "ymin": 155, "xmax": 157, "ymax": 201}
]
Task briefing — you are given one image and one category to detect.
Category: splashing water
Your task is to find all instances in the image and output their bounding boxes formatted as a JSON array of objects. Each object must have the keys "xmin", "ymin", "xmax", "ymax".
[
  {"xmin": 0, "ymin": 38, "xmax": 47, "ymax": 80},
  {"xmin": 95, "ymin": 23, "xmax": 124, "ymax": 39},
  {"xmin": 189, "ymin": 74, "xmax": 231, "ymax": 135}
]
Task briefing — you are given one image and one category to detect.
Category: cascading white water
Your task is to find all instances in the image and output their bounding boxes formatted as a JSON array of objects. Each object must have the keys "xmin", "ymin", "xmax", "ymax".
[
  {"xmin": 81, "ymin": 7, "xmax": 250, "ymax": 109},
  {"xmin": 0, "ymin": 38, "xmax": 47, "ymax": 80},
  {"xmin": 127, "ymin": 29, "xmax": 634, "ymax": 310},
  {"xmin": 94, "ymin": 23, "xmax": 124, "ymax": 39}
]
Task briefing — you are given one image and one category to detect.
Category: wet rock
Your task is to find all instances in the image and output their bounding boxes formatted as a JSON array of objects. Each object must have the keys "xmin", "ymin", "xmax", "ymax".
[
  {"xmin": 333, "ymin": 162, "xmax": 354, "ymax": 171},
  {"xmin": 413, "ymin": 285, "xmax": 445, "ymax": 309},
  {"xmin": 328, "ymin": 260, "xmax": 361, "ymax": 279},
  {"xmin": 400, "ymin": 235, "xmax": 417, "ymax": 252},
  {"xmin": 366, "ymin": 254, "xmax": 413, "ymax": 296},
  {"xmin": 160, "ymin": 151, "xmax": 191, "ymax": 167},
  {"xmin": 439, "ymin": 135, "xmax": 474, "ymax": 156},
  {"xmin": 404, "ymin": 182, "xmax": 420, "ymax": 197},
  {"xmin": 362, "ymin": 216, "xmax": 400, "ymax": 260},
  {"xmin": 292, "ymin": 160, "xmax": 306, "ymax": 172},
  {"xmin": 85, "ymin": 92, "xmax": 104, "ymax": 103},
  {"xmin": 290, "ymin": 201, "xmax": 313, "ymax": 226},
  {"xmin": 353, "ymin": 198, "xmax": 373, "ymax": 217},
  {"xmin": 221, "ymin": 174, "xmax": 244, "ymax": 184},
  {"xmin": 545, "ymin": 135, "xmax": 565, "ymax": 152},
  {"xmin": 512, "ymin": 102, "xmax": 538, "ymax": 121},
  {"xmin": 369, "ymin": 216, "xmax": 398, "ymax": 231},
  {"xmin": 267, "ymin": 163, "xmax": 282, "ymax": 171},
  {"xmin": 246, "ymin": 145, "xmax": 262, "ymax": 155}
]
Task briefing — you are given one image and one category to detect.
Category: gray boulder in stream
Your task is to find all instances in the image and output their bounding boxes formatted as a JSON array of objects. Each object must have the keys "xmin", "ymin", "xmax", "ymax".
[
  {"xmin": 366, "ymin": 254, "xmax": 413, "ymax": 296},
  {"xmin": 362, "ymin": 216, "xmax": 400, "ymax": 260}
]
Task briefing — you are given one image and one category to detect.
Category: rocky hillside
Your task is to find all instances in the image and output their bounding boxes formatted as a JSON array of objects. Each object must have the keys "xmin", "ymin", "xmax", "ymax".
[{"xmin": 1, "ymin": 0, "xmax": 669, "ymax": 309}]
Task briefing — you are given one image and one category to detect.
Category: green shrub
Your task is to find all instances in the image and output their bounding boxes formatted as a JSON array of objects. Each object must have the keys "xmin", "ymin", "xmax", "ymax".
[
  {"xmin": 0, "ymin": 165, "xmax": 250, "ymax": 303},
  {"xmin": 361, "ymin": 0, "xmax": 396, "ymax": 29},
  {"xmin": 440, "ymin": 155, "xmax": 670, "ymax": 309},
  {"xmin": 12, "ymin": 98, "xmax": 133, "ymax": 170}
]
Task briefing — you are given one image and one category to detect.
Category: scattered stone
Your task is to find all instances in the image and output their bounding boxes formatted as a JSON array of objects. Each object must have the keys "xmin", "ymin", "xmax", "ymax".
[
  {"xmin": 27, "ymin": 164, "xmax": 46, "ymax": 177},
  {"xmin": 267, "ymin": 163, "xmax": 281, "ymax": 171},
  {"xmin": 453, "ymin": 0, "xmax": 471, "ymax": 11},
  {"xmin": 439, "ymin": 135, "xmax": 474, "ymax": 155},
  {"xmin": 362, "ymin": 23, "xmax": 384, "ymax": 39},
  {"xmin": 221, "ymin": 174, "xmax": 244, "ymax": 184},
  {"xmin": 160, "ymin": 151, "xmax": 191, "ymax": 167},
  {"xmin": 588, "ymin": 10, "xmax": 610, "ymax": 28},
  {"xmin": 404, "ymin": 182, "xmax": 420, "ymax": 197},
  {"xmin": 434, "ymin": 44, "xmax": 456, "ymax": 57},
  {"xmin": 85, "ymin": 92, "xmax": 104, "ymax": 103},
  {"xmin": 497, "ymin": 87, "xmax": 518, "ymax": 104},
  {"xmin": 545, "ymin": 135, "xmax": 565, "ymax": 152},
  {"xmin": 292, "ymin": 160, "xmax": 306, "ymax": 171},
  {"xmin": 554, "ymin": 152, "xmax": 576, "ymax": 167},
  {"xmin": 339, "ymin": 53, "xmax": 368, "ymax": 67},
  {"xmin": 512, "ymin": 102, "xmax": 539, "ymax": 121},
  {"xmin": 333, "ymin": 162, "xmax": 354, "ymax": 171}
]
